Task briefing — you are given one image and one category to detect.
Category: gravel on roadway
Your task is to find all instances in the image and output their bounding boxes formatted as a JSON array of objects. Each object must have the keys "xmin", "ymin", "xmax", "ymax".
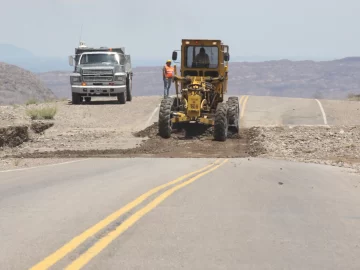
[{"xmin": 250, "ymin": 125, "xmax": 360, "ymax": 173}]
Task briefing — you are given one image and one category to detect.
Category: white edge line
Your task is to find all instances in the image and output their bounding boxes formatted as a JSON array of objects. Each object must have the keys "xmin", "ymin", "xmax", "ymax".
[
  {"xmin": 145, "ymin": 104, "xmax": 160, "ymax": 127},
  {"xmin": 0, "ymin": 158, "xmax": 90, "ymax": 173},
  {"xmin": 315, "ymin": 99, "xmax": 328, "ymax": 125}
]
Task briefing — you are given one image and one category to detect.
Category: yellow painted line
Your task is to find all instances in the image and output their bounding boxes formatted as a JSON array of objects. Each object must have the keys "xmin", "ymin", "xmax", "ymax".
[
  {"xmin": 29, "ymin": 159, "xmax": 221, "ymax": 270},
  {"xmin": 239, "ymin": 95, "xmax": 245, "ymax": 106},
  {"xmin": 240, "ymin": 95, "xmax": 249, "ymax": 119},
  {"xmin": 64, "ymin": 159, "xmax": 229, "ymax": 270}
]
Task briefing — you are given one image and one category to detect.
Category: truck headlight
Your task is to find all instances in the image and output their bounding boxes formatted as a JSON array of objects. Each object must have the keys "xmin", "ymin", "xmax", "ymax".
[
  {"xmin": 114, "ymin": 75, "xmax": 125, "ymax": 82},
  {"xmin": 71, "ymin": 76, "xmax": 81, "ymax": 83}
]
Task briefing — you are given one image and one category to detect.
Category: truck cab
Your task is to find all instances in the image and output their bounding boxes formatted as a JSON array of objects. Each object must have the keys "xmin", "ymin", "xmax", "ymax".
[{"xmin": 68, "ymin": 42, "xmax": 133, "ymax": 104}]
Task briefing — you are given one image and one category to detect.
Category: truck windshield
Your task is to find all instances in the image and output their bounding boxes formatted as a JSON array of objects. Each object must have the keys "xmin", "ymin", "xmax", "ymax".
[{"xmin": 79, "ymin": 53, "xmax": 120, "ymax": 65}]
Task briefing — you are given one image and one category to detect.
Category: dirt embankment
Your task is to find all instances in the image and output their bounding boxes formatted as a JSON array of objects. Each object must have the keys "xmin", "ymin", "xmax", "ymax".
[
  {"xmin": 0, "ymin": 121, "xmax": 54, "ymax": 147},
  {"xmin": 0, "ymin": 125, "xmax": 29, "ymax": 147}
]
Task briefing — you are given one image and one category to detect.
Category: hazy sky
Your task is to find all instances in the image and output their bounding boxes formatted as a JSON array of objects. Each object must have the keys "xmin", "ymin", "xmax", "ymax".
[{"xmin": 1, "ymin": 0, "xmax": 359, "ymax": 60}]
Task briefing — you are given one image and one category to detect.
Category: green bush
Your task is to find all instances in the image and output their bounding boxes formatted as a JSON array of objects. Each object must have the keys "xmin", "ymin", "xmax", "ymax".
[
  {"xmin": 26, "ymin": 106, "xmax": 57, "ymax": 120},
  {"xmin": 26, "ymin": 98, "xmax": 38, "ymax": 105},
  {"xmin": 348, "ymin": 93, "xmax": 360, "ymax": 101}
]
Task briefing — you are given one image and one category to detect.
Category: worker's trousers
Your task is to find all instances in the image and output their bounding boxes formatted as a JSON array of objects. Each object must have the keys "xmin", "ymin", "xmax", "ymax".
[{"xmin": 163, "ymin": 77, "xmax": 172, "ymax": 98}]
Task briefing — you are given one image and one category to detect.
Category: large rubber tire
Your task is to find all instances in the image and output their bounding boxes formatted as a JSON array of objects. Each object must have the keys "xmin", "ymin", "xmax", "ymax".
[
  {"xmin": 126, "ymin": 77, "xmax": 132, "ymax": 101},
  {"xmin": 158, "ymin": 97, "xmax": 173, "ymax": 138},
  {"xmin": 72, "ymin": 93, "xmax": 81, "ymax": 105},
  {"xmin": 227, "ymin": 96, "xmax": 239, "ymax": 131},
  {"xmin": 171, "ymin": 97, "xmax": 181, "ymax": 111},
  {"xmin": 214, "ymin": 102, "xmax": 229, "ymax": 141},
  {"xmin": 117, "ymin": 91, "xmax": 126, "ymax": 104}
]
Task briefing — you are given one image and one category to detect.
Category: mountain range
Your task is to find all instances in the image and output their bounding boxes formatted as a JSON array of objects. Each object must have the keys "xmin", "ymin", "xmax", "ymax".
[{"xmin": 1, "ymin": 44, "xmax": 360, "ymax": 105}]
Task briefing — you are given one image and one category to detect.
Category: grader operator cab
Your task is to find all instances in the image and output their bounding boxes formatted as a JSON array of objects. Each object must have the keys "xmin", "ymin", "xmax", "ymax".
[{"xmin": 158, "ymin": 39, "xmax": 239, "ymax": 141}]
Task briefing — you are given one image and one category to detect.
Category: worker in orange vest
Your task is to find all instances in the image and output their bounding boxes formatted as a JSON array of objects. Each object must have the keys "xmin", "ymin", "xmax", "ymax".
[{"xmin": 163, "ymin": 60, "xmax": 174, "ymax": 98}]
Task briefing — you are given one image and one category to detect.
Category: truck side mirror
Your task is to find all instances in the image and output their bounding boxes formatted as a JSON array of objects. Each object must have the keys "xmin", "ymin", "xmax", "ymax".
[
  {"xmin": 68, "ymin": 56, "xmax": 74, "ymax": 66},
  {"xmin": 224, "ymin": 52, "xmax": 230, "ymax": 62},
  {"xmin": 172, "ymin": 51, "xmax": 177, "ymax": 61}
]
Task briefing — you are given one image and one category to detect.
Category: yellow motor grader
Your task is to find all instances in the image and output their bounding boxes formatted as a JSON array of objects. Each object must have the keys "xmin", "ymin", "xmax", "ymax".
[{"xmin": 158, "ymin": 39, "xmax": 239, "ymax": 141}]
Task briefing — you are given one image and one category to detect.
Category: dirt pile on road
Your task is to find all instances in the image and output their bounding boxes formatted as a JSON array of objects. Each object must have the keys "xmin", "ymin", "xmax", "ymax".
[
  {"xmin": 251, "ymin": 125, "xmax": 360, "ymax": 171},
  {"xmin": 130, "ymin": 122, "xmax": 256, "ymax": 158},
  {"xmin": 6, "ymin": 122, "xmax": 259, "ymax": 159}
]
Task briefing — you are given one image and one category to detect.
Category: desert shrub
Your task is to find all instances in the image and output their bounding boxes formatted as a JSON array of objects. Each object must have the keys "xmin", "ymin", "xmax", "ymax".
[{"xmin": 26, "ymin": 106, "xmax": 57, "ymax": 120}]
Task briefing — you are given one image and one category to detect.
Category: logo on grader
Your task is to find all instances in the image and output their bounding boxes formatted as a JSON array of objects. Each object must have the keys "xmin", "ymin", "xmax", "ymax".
[{"xmin": 158, "ymin": 39, "xmax": 240, "ymax": 141}]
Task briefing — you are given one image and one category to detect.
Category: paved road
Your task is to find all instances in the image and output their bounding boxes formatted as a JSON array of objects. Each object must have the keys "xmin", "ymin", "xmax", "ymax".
[
  {"xmin": 118, "ymin": 94, "xmax": 360, "ymax": 129},
  {"xmin": 223, "ymin": 95, "xmax": 360, "ymax": 128},
  {"xmin": 1, "ymin": 158, "xmax": 360, "ymax": 270}
]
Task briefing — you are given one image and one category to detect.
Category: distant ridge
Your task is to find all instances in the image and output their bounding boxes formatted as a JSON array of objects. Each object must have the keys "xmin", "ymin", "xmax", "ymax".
[{"xmin": 0, "ymin": 62, "xmax": 56, "ymax": 105}]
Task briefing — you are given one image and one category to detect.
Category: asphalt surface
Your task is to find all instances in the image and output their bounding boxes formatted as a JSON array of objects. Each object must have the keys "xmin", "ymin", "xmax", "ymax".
[
  {"xmin": 1, "ymin": 158, "xmax": 360, "ymax": 270},
  {"xmin": 239, "ymin": 96, "xmax": 326, "ymax": 127},
  {"xmin": 1, "ymin": 95, "xmax": 360, "ymax": 269},
  {"xmin": 123, "ymin": 94, "xmax": 360, "ymax": 129}
]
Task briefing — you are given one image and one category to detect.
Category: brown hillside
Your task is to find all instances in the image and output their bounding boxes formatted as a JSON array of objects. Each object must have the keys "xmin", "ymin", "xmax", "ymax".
[{"xmin": 0, "ymin": 62, "xmax": 56, "ymax": 105}]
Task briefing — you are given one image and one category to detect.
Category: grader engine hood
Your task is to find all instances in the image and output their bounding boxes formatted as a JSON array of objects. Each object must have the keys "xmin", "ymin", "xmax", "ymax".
[{"xmin": 183, "ymin": 77, "xmax": 215, "ymax": 119}]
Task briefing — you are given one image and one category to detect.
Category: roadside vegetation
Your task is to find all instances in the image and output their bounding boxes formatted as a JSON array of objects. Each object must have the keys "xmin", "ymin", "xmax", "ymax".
[
  {"xmin": 348, "ymin": 93, "xmax": 360, "ymax": 101},
  {"xmin": 25, "ymin": 98, "xmax": 38, "ymax": 105},
  {"xmin": 26, "ymin": 106, "xmax": 57, "ymax": 120}
]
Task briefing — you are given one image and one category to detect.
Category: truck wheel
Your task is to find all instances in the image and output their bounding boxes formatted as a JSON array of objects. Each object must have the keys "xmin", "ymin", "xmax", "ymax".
[
  {"xmin": 159, "ymin": 97, "xmax": 173, "ymax": 138},
  {"xmin": 227, "ymin": 96, "xmax": 239, "ymax": 132},
  {"xmin": 72, "ymin": 93, "xmax": 81, "ymax": 105},
  {"xmin": 126, "ymin": 77, "xmax": 132, "ymax": 101},
  {"xmin": 214, "ymin": 102, "xmax": 228, "ymax": 141},
  {"xmin": 117, "ymin": 91, "xmax": 126, "ymax": 104}
]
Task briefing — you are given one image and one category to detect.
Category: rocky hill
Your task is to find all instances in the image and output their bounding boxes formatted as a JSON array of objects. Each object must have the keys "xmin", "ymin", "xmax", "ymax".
[
  {"xmin": 36, "ymin": 57, "xmax": 360, "ymax": 100},
  {"xmin": 0, "ymin": 62, "xmax": 56, "ymax": 105}
]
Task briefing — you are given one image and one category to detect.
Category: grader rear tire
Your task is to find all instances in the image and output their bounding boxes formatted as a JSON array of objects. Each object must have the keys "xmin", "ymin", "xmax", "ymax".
[
  {"xmin": 214, "ymin": 102, "xmax": 229, "ymax": 141},
  {"xmin": 227, "ymin": 96, "xmax": 239, "ymax": 132},
  {"xmin": 159, "ymin": 98, "xmax": 173, "ymax": 138}
]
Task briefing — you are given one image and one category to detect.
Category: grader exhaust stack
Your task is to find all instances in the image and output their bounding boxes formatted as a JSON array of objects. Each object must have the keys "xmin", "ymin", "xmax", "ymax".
[{"xmin": 158, "ymin": 39, "xmax": 239, "ymax": 141}]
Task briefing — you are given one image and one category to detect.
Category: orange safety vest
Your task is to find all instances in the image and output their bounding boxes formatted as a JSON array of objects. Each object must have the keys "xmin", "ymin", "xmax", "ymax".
[{"xmin": 164, "ymin": 65, "xmax": 174, "ymax": 78}]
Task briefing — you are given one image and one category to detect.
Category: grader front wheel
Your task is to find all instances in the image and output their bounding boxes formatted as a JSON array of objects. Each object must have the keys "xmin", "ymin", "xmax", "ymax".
[
  {"xmin": 158, "ymin": 98, "xmax": 173, "ymax": 138},
  {"xmin": 213, "ymin": 102, "xmax": 229, "ymax": 141},
  {"xmin": 227, "ymin": 96, "xmax": 240, "ymax": 132}
]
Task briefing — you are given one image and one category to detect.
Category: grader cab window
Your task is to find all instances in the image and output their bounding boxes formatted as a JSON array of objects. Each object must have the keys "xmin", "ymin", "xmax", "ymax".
[{"xmin": 186, "ymin": 46, "xmax": 219, "ymax": 68}]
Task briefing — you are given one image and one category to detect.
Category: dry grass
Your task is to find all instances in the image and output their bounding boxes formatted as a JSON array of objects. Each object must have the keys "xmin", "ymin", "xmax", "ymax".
[
  {"xmin": 348, "ymin": 93, "xmax": 360, "ymax": 101},
  {"xmin": 13, "ymin": 159, "xmax": 21, "ymax": 167},
  {"xmin": 26, "ymin": 106, "xmax": 57, "ymax": 120},
  {"xmin": 26, "ymin": 98, "xmax": 38, "ymax": 105}
]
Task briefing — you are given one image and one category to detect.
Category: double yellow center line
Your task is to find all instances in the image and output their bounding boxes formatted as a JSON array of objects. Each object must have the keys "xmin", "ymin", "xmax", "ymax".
[
  {"xmin": 30, "ymin": 158, "xmax": 228, "ymax": 270},
  {"xmin": 239, "ymin": 95, "xmax": 249, "ymax": 120}
]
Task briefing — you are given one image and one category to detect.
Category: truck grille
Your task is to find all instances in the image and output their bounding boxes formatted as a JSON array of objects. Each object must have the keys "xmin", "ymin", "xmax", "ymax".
[
  {"xmin": 83, "ymin": 76, "xmax": 113, "ymax": 82},
  {"xmin": 82, "ymin": 69, "xmax": 113, "ymax": 82}
]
